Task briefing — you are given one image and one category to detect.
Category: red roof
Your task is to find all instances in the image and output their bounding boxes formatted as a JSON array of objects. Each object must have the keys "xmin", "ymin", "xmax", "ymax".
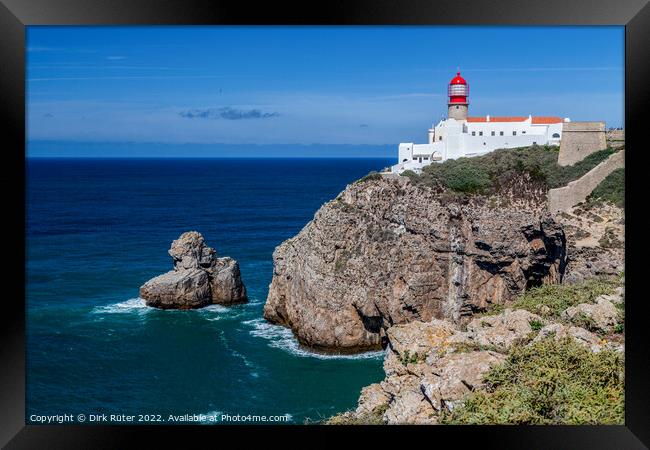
[
  {"xmin": 531, "ymin": 116, "xmax": 563, "ymax": 124},
  {"xmin": 466, "ymin": 116, "xmax": 563, "ymax": 124},
  {"xmin": 450, "ymin": 71, "xmax": 467, "ymax": 85}
]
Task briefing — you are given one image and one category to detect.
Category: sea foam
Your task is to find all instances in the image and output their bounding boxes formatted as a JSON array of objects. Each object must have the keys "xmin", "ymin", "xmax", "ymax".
[
  {"xmin": 92, "ymin": 298, "xmax": 231, "ymax": 319},
  {"xmin": 92, "ymin": 297, "xmax": 152, "ymax": 314},
  {"xmin": 243, "ymin": 318, "xmax": 385, "ymax": 360}
]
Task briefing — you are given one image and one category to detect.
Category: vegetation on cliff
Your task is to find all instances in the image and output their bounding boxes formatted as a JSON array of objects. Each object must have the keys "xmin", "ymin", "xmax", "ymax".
[
  {"xmin": 485, "ymin": 275, "xmax": 621, "ymax": 320},
  {"xmin": 325, "ymin": 274, "xmax": 625, "ymax": 425},
  {"xmin": 586, "ymin": 167, "xmax": 625, "ymax": 209},
  {"xmin": 440, "ymin": 337, "xmax": 624, "ymax": 425},
  {"xmin": 401, "ymin": 146, "xmax": 617, "ymax": 195}
]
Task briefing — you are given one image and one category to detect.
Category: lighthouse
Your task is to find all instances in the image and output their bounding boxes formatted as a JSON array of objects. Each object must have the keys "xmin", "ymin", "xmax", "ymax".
[
  {"xmin": 447, "ymin": 71, "xmax": 469, "ymax": 120},
  {"xmin": 391, "ymin": 70, "xmax": 569, "ymax": 174}
]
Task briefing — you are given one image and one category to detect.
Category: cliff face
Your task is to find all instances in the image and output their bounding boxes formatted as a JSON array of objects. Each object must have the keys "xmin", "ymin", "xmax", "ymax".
[{"xmin": 263, "ymin": 175, "xmax": 567, "ymax": 352}]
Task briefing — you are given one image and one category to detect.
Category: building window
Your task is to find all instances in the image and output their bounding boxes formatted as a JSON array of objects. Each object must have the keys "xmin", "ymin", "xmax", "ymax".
[
  {"xmin": 491, "ymin": 131, "xmax": 495, "ymax": 136},
  {"xmin": 500, "ymin": 131, "xmax": 504, "ymax": 136},
  {"xmin": 522, "ymin": 131, "xmax": 526, "ymax": 134},
  {"xmin": 413, "ymin": 157, "xmax": 417, "ymax": 160},
  {"xmin": 456, "ymin": 105, "xmax": 459, "ymax": 109},
  {"xmin": 552, "ymin": 133, "xmax": 560, "ymax": 138},
  {"xmin": 483, "ymin": 142, "xmax": 486, "ymax": 145},
  {"xmin": 423, "ymin": 157, "xmax": 429, "ymax": 160},
  {"xmin": 471, "ymin": 131, "xmax": 475, "ymax": 136},
  {"xmin": 533, "ymin": 142, "xmax": 537, "ymax": 145},
  {"xmin": 403, "ymin": 159, "xmax": 408, "ymax": 162},
  {"xmin": 479, "ymin": 131, "xmax": 483, "ymax": 136},
  {"xmin": 439, "ymin": 136, "xmax": 442, "ymax": 141},
  {"xmin": 513, "ymin": 131, "xmax": 517, "ymax": 136}
]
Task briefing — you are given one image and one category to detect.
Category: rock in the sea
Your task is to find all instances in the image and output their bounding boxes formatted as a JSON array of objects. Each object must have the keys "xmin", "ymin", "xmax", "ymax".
[
  {"xmin": 264, "ymin": 176, "xmax": 567, "ymax": 351},
  {"xmin": 140, "ymin": 231, "xmax": 247, "ymax": 309},
  {"xmin": 209, "ymin": 257, "xmax": 248, "ymax": 305},
  {"xmin": 140, "ymin": 269, "xmax": 212, "ymax": 309}
]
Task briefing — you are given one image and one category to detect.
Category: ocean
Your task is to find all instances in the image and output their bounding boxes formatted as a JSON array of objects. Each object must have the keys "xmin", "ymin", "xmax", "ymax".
[{"xmin": 26, "ymin": 157, "xmax": 392, "ymax": 424}]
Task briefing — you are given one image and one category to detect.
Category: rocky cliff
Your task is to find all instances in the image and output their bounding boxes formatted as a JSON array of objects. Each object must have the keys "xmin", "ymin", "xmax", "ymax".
[
  {"xmin": 327, "ymin": 186, "xmax": 626, "ymax": 425},
  {"xmin": 332, "ymin": 283, "xmax": 624, "ymax": 425},
  {"xmin": 140, "ymin": 231, "xmax": 247, "ymax": 309},
  {"xmin": 263, "ymin": 175, "xmax": 568, "ymax": 352}
]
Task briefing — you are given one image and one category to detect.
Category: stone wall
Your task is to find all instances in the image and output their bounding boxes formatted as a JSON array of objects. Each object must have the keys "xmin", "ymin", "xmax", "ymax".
[
  {"xmin": 606, "ymin": 129, "xmax": 625, "ymax": 149},
  {"xmin": 558, "ymin": 122, "xmax": 607, "ymax": 166},
  {"xmin": 548, "ymin": 150, "xmax": 624, "ymax": 213}
]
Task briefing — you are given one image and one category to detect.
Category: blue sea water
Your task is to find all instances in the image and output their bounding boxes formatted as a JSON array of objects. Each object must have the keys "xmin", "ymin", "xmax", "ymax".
[{"xmin": 26, "ymin": 157, "xmax": 392, "ymax": 424}]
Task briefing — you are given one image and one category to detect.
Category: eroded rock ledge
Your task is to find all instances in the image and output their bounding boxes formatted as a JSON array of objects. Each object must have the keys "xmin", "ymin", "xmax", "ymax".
[
  {"xmin": 263, "ymin": 176, "xmax": 567, "ymax": 352},
  {"xmin": 337, "ymin": 286, "xmax": 624, "ymax": 425},
  {"xmin": 140, "ymin": 231, "xmax": 247, "ymax": 309}
]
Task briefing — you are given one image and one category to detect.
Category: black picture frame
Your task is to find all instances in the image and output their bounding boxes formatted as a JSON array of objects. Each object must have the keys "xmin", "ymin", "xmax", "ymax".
[{"xmin": 2, "ymin": 0, "xmax": 648, "ymax": 447}]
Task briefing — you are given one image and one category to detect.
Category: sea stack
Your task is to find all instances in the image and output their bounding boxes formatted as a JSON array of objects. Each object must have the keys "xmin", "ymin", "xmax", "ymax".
[{"xmin": 140, "ymin": 231, "xmax": 247, "ymax": 309}]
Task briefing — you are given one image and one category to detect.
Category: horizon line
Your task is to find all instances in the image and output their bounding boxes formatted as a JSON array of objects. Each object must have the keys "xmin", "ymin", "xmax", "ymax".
[{"xmin": 26, "ymin": 155, "xmax": 395, "ymax": 159}]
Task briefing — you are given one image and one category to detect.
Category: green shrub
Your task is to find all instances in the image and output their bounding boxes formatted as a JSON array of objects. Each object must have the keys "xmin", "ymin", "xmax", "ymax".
[
  {"xmin": 586, "ymin": 168, "xmax": 625, "ymax": 209},
  {"xmin": 440, "ymin": 337, "xmax": 624, "ymax": 424},
  {"xmin": 356, "ymin": 171, "xmax": 383, "ymax": 183},
  {"xmin": 407, "ymin": 145, "xmax": 617, "ymax": 195},
  {"xmin": 529, "ymin": 319, "xmax": 544, "ymax": 331},
  {"xmin": 326, "ymin": 408, "xmax": 386, "ymax": 425},
  {"xmin": 482, "ymin": 275, "xmax": 621, "ymax": 320},
  {"xmin": 399, "ymin": 350, "xmax": 423, "ymax": 365},
  {"xmin": 497, "ymin": 276, "xmax": 621, "ymax": 320},
  {"xmin": 545, "ymin": 148, "xmax": 616, "ymax": 188}
]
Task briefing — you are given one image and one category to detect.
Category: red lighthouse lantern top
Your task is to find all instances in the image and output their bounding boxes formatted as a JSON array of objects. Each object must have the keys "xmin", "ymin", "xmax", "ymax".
[
  {"xmin": 448, "ymin": 71, "xmax": 469, "ymax": 104},
  {"xmin": 450, "ymin": 71, "xmax": 467, "ymax": 85}
]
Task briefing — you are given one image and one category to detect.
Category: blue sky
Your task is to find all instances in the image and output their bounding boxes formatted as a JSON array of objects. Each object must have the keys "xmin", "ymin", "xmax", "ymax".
[{"xmin": 27, "ymin": 26, "xmax": 624, "ymax": 157}]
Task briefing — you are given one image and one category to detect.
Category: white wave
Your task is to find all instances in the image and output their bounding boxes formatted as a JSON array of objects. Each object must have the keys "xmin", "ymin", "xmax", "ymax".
[
  {"xmin": 198, "ymin": 304, "xmax": 229, "ymax": 313},
  {"xmin": 197, "ymin": 304, "xmax": 230, "ymax": 320},
  {"xmin": 92, "ymin": 298, "xmax": 236, "ymax": 319},
  {"xmin": 92, "ymin": 298, "xmax": 153, "ymax": 314},
  {"xmin": 243, "ymin": 319, "xmax": 386, "ymax": 360}
]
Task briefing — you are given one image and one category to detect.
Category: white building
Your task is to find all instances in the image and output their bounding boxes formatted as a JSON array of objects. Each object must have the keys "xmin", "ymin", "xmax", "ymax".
[{"xmin": 391, "ymin": 72, "xmax": 570, "ymax": 174}]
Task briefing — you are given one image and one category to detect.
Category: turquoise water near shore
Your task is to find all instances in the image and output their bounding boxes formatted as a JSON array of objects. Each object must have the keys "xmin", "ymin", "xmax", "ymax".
[{"xmin": 26, "ymin": 158, "xmax": 391, "ymax": 424}]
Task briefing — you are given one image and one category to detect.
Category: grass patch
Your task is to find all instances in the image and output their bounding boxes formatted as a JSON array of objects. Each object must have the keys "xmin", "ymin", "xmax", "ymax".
[
  {"xmin": 440, "ymin": 337, "xmax": 624, "ymax": 424},
  {"xmin": 485, "ymin": 276, "xmax": 621, "ymax": 320},
  {"xmin": 444, "ymin": 341, "xmax": 503, "ymax": 355},
  {"xmin": 356, "ymin": 171, "xmax": 383, "ymax": 183},
  {"xmin": 585, "ymin": 167, "xmax": 624, "ymax": 209},
  {"xmin": 598, "ymin": 227, "xmax": 623, "ymax": 249},
  {"xmin": 399, "ymin": 350, "xmax": 425, "ymax": 365},
  {"xmin": 326, "ymin": 408, "xmax": 386, "ymax": 425},
  {"xmin": 405, "ymin": 146, "xmax": 616, "ymax": 195}
]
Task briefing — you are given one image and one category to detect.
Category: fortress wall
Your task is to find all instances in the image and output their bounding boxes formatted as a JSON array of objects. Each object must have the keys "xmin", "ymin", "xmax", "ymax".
[
  {"xmin": 606, "ymin": 129, "xmax": 625, "ymax": 148},
  {"xmin": 548, "ymin": 150, "xmax": 624, "ymax": 213},
  {"xmin": 557, "ymin": 121, "xmax": 607, "ymax": 166}
]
